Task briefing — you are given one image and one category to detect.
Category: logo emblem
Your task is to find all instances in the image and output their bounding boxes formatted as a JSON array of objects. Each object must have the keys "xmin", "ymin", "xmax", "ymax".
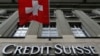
[{"xmin": 25, "ymin": 0, "xmax": 43, "ymax": 16}]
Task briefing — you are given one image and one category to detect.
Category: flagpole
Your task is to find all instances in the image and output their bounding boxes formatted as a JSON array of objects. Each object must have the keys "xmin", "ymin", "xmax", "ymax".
[
  {"xmin": 48, "ymin": 0, "xmax": 50, "ymax": 25},
  {"xmin": 48, "ymin": 0, "xmax": 51, "ymax": 41}
]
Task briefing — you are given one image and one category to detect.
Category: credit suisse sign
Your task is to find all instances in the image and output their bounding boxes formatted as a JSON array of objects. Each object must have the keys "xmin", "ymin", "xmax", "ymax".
[{"xmin": 2, "ymin": 44, "xmax": 99, "ymax": 56}]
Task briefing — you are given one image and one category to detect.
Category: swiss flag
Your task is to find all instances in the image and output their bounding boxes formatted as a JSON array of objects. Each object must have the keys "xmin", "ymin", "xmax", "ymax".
[{"xmin": 18, "ymin": 0, "xmax": 49, "ymax": 25}]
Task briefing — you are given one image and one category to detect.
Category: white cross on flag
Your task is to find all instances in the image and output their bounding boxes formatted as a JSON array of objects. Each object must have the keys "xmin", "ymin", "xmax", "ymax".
[{"xmin": 18, "ymin": 0, "xmax": 49, "ymax": 25}]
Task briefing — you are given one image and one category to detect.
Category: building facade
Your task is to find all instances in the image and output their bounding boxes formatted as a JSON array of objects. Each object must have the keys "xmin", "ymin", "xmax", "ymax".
[{"xmin": 0, "ymin": 0, "xmax": 100, "ymax": 56}]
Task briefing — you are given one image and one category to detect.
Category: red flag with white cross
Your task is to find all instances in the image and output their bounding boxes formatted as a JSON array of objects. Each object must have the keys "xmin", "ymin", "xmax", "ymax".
[{"xmin": 18, "ymin": 0, "xmax": 49, "ymax": 25}]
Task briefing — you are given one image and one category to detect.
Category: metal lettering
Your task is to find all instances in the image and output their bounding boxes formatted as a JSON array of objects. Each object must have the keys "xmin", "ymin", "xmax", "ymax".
[
  {"xmin": 30, "ymin": 46, "xmax": 40, "ymax": 54},
  {"xmin": 13, "ymin": 46, "xmax": 23, "ymax": 55},
  {"xmin": 71, "ymin": 46, "xmax": 77, "ymax": 54},
  {"xmin": 40, "ymin": 46, "xmax": 44, "ymax": 55},
  {"xmin": 2, "ymin": 44, "xmax": 98, "ymax": 56},
  {"xmin": 46, "ymin": 46, "xmax": 51, "ymax": 55},
  {"xmin": 55, "ymin": 44, "xmax": 63, "ymax": 54},
  {"xmin": 89, "ymin": 46, "xmax": 96, "ymax": 54},
  {"xmin": 63, "ymin": 46, "xmax": 72, "ymax": 54},
  {"xmin": 2, "ymin": 44, "xmax": 16, "ymax": 55},
  {"xmin": 82, "ymin": 46, "xmax": 91, "ymax": 54},
  {"xmin": 23, "ymin": 46, "xmax": 30, "ymax": 55},
  {"xmin": 75, "ymin": 46, "xmax": 84, "ymax": 54}
]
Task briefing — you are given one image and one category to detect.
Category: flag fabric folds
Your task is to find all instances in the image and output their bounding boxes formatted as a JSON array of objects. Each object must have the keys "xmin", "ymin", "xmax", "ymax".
[{"xmin": 18, "ymin": 0, "xmax": 49, "ymax": 25}]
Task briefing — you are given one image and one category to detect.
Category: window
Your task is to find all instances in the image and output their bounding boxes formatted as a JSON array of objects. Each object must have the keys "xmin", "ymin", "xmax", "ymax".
[
  {"xmin": 98, "ymin": 23, "xmax": 100, "ymax": 26},
  {"xmin": 83, "ymin": 10, "xmax": 100, "ymax": 19},
  {"xmin": 71, "ymin": 26, "xmax": 86, "ymax": 37},
  {"xmin": 0, "ymin": 10, "xmax": 6, "ymax": 15},
  {"xmin": 63, "ymin": 10, "xmax": 78, "ymax": 20},
  {"xmin": 70, "ymin": 23, "xmax": 90, "ymax": 37},
  {"xmin": 83, "ymin": 10, "xmax": 100, "ymax": 22},
  {"xmin": 0, "ymin": 9, "xmax": 14, "ymax": 17},
  {"xmin": 83, "ymin": 10, "xmax": 95, "ymax": 16},
  {"xmin": 63, "ymin": 10, "xmax": 76, "ymax": 17},
  {"xmin": 13, "ymin": 27, "xmax": 28, "ymax": 37},
  {"xmin": 41, "ymin": 22, "xmax": 59, "ymax": 37},
  {"xmin": 50, "ymin": 10, "xmax": 56, "ymax": 17},
  {"xmin": 0, "ymin": 10, "xmax": 8, "ymax": 23},
  {"xmin": 13, "ymin": 23, "xmax": 29, "ymax": 37},
  {"xmin": 0, "ymin": 9, "xmax": 15, "ymax": 24}
]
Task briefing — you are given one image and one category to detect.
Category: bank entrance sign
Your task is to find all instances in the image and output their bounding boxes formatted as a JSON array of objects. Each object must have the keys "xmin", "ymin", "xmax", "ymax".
[{"xmin": 2, "ymin": 44, "xmax": 98, "ymax": 56}]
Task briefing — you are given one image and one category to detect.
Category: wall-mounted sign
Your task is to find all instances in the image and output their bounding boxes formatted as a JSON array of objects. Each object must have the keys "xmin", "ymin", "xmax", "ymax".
[{"xmin": 2, "ymin": 44, "xmax": 98, "ymax": 56}]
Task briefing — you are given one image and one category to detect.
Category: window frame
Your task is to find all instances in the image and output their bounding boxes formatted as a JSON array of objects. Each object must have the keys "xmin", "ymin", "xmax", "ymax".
[
  {"xmin": 69, "ymin": 22, "xmax": 90, "ymax": 38},
  {"xmin": 13, "ymin": 26, "xmax": 29, "ymax": 37},
  {"xmin": 38, "ymin": 22, "xmax": 62, "ymax": 39},
  {"xmin": 0, "ymin": 22, "xmax": 30, "ymax": 38},
  {"xmin": 11, "ymin": 23, "xmax": 30, "ymax": 38}
]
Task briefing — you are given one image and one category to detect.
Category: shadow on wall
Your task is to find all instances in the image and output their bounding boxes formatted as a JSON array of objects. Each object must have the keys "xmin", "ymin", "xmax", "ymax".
[
  {"xmin": 0, "ymin": 0, "xmax": 100, "ymax": 3},
  {"xmin": 0, "ymin": 0, "xmax": 17, "ymax": 3}
]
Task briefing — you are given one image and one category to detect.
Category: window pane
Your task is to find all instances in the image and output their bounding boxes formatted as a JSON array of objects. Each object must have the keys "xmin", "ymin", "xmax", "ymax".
[
  {"xmin": 13, "ymin": 26, "xmax": 29, "ymax": 37},
  {"xmin": 14, "ymin": 34, "xmax": 20, "ymax": 37},
  {"xmin": 71, "ymin": 25, "xmax": 88, "ymax": 37},
  {"xmin": 18, "ymin": 27, "xmax": 23, "ymax": 30},
  {"xmin": 21, "ymin": 31, "xmax": 27, "ymax": 33},
  {"xmin": 41, "ymin": 34, "xmax": 50, "ymax": 37},
  {"xmin": 20, "ymin": 34, "xmax": 26, "ymax": 36},
  {"xmin": 79, "ymin": 33, "xmax": 85, "ymax": 37},
  {"xmin": 15, "ymin": 31, "xmax": 21, "ymax": 33},
  {"xmin": 50, "ymin": 34, "xmax": 59, "ymax": 37},
  {"xmin": 41, "ymin": 24, "xmax": 58, "ymax": 37}
]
